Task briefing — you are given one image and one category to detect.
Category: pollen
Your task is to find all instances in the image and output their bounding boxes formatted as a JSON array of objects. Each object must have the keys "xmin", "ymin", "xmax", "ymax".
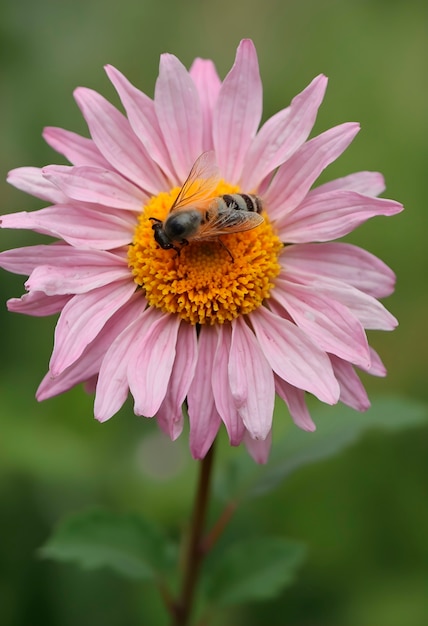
[{"xmin": 127, "ymin": 182, "xmax": 283, "ymax": 325}]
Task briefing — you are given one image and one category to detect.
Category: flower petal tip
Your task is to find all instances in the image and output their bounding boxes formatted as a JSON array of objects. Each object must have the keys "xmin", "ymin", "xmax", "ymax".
[{"xmin": 301, "ymin": 422, "xmax": 317, "ymax": 433}]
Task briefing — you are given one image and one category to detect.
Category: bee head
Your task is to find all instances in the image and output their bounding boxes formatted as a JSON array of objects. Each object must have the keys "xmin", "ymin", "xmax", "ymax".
[{"xmin": 149, "ymin": 217, "xmax": 174, "ymax": 250}]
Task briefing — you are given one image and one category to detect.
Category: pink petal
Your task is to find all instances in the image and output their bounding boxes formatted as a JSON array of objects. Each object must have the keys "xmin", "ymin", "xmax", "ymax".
[
  {"xmin": 187, "ymin": 325, "xmax": 222, "ymax": 459},
  {"xmin": 49, "ymin": 279, "xmax": 136, "ymax": 376},
  {"xmin": 156, "ymin": 322, "xmax": 198, "ymax": 441},
  {"xmin": 26, "ymin": 254, "xmax": 130, "ymax": 296},
  {"xmin": 7, "ymin": 291, "xmax": 71, "ymax": 316},
  {"xmin": 250, "ymin": 306, "xmax": 340, "ymax": 404},
  {"xmin": 212, "ymin": 324, "xmax": 245, "ymax": 446},
  {"xmin": 39, "ymin": 294, "xmax": 143, "ymax": 403},
  {"xmin": 280, "ymin": 270, "xmax": 397, "ymax": 331},
  {"xmin": 83, "ymin": 376, "xmax": 98, "ymax": 394},
  {"xmin": 273, "ymin": 278, "xmax": 371, "ymax": 368},
  {"xmin": 244, "ymin": 430, "xmax": 272, "ymax": 464},
  {"xmin": 7, "ymin": 167, "xmax": 68, "ymax": 204},
  {"xmin": 213, "ymin": 39, "xmax": 262, "ymax": 183},
  {"xmin": 321, "ymin": 281, "xmax": 397, "ymax": 331},
  {"xmin": 1, "ymin": 204, "xmax": 135, "ymax": 250},
  {"xmin": 95, "ymin": 327, "xmax": 136, "ymax": 422},
  {"xmin": 283, "ymin": 243, "xmax": 396, "ymax": 298},
  {"xmin": 189, "ymin": 58, "xmax": 221, "ymax": 152},
  {"xmin": 94, "ymin": 300, "xmax": 151, "ymax": 422},
  {"xmin": 0, "ymin": 243, "xmax": 72, "ymax": 275},
  {"xmin": 155, "ymin": 53, "xmax": 203, "ymax": 181},
  {"xmin": 309, "ymin": 171, "xmax": 386, "ymax": 197},
  {"xmin": 241, "ymin": 74, "xmax": 328, "ymax": 190},
  {"xmin": 275, "ymin": 377, "xmax": 316, "ymax": 431},
  {"xmin": 39, "ymin": 364, "xmax": 96, "ymax": 403},
  {"xmin": 128, "ymin": 309, "xmax": 180, "ymax": 417},
  {"xmin": 105, "ymin": 65, "xmax": 176, "ymax": 183},
  {"xmin": 360, "ymin": 347, "xmax": 387, "ymax": 377},
  {"xmin": 42, "ymin": 165, "xmax": 147, "ymax": 210},
  {"xmin": 156, "ymin": 411, "xmax": 184, "ymax": 442},
  {"xmin": 265, "ymin": 123, "xmax": 360, "ymax": 219},
  {"xmin": 43, "ymin": 127, "xmax": 111, "ymax": 168},
  {"xmin": 74, "ymin": 87, "xmax": 168, "ymax": 194},
  {"xmin": 329, "ymin": 354, "xmax": 370, "ymax": 411},
  {"xmin": 1, "ymin": 211, "xmax": 52, "ymax": 238},
  {"xmin": 276, "ymin": 189, "xmax": 404, "ymax": 242},
  {"xmin": 229, "ymin": 317, "xmax": 274, "ymax": 440}
]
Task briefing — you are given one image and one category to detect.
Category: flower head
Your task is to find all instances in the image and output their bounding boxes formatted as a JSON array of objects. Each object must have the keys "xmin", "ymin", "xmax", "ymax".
[{"xmin": 0, "ymin": 39, "xmax": 402, "ymax": 462}]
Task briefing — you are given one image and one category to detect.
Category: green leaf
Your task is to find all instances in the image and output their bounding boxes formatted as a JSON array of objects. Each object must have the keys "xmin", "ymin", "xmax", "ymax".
[
  {"xmin": 217, "ymin": 396, "xmax": 428, "ymax": 501},
  {"xmin": 39, "ymin": 509, "xmax": 175, "ymax": 581},
  {"xmin": 205, "ymin": 536, "xmax": 306, "ymax": 607}
]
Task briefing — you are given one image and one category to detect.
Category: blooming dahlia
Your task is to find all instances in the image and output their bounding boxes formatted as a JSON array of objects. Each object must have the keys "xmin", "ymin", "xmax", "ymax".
[{"xmin": 0, "ymin": 39, "xmax": 402, "ymax": 462}]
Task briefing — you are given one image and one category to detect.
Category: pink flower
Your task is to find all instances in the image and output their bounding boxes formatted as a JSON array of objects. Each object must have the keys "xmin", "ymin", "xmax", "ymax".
[{"xmin": 0, "ymin": 39, "xmax": 402, "ymax": 463}]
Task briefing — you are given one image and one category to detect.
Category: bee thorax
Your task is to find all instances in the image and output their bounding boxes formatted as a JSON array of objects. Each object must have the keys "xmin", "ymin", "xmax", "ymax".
[{"xmin": 164, "ymin": 209, "xmax": 203, "ymax": 241}]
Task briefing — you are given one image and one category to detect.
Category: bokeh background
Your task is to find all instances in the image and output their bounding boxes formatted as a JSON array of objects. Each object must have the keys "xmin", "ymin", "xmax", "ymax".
[{"xmin": 1, "ymin": 0, "xmax": 427, "ymax": 624}]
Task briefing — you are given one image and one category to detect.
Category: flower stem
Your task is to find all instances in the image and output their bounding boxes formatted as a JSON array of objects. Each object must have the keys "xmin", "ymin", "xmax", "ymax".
[
  {"xmin": 200, "ymin": 499, "xmax": 238, "ymax": 555},
  {"xmin": 171, "ymin": 443, "xmax": 216, "ymax": 626}
]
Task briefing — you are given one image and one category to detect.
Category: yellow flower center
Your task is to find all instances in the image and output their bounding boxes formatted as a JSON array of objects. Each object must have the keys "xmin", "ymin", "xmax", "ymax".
[{"xmin": 127, "ymin": 182, "xmax": 282, "ymax": 325}]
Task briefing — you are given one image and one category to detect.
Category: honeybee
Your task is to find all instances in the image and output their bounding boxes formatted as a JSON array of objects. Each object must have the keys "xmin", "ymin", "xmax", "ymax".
[{"xmin": 150, "ymin": 151, "xmax": 264, "ymax": 258}]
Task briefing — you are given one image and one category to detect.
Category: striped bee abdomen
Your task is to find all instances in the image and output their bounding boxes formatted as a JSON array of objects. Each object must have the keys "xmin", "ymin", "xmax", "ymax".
[{"xmin": 220, "ymin": 194, "xmax": 263, "ymax": 214}]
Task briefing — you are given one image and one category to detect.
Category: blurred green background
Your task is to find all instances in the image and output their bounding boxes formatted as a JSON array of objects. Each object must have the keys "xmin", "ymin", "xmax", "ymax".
[{"xmin": 1, "ymin": 0, "xmax": 427, "ymax": 624}]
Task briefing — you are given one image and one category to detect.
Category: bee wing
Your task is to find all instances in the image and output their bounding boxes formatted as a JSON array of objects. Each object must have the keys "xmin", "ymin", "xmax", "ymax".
[
  {"xmin": 170, "ymin": 151, "xmax": 220, "ymax": 213},
  {"xmin": 195, "ymin": 209, "xmax": 265, "ymax": 240}
]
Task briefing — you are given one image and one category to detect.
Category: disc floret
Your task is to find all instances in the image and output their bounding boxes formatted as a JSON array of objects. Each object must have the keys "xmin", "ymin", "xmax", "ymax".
[{"xmin": 128, "ymin": 183, "xmax": 283, "ymax": 325}]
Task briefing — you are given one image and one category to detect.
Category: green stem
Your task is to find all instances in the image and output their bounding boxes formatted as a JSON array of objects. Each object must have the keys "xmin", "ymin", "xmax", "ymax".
[{"xmin": 171, "ymin": 443, "xmax": 216, "ymax": 626}]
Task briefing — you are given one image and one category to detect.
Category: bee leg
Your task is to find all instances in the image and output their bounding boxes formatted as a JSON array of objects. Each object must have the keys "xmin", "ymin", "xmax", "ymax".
[
  {"xmin": 170, "ymin": 239, "xmax": 188, "ymax": 259},
  {"xmin": 217, "ymin": 238, "xmax": 234, "ymax": 262},
  {"xmin": 172, "ymin": 245, "xmax": 181, "ymax": 258}
]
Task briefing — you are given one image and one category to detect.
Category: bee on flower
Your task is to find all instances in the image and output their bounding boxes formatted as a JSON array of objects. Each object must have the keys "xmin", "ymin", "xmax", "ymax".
[
  {"xmin": 0, "ymin": 39, "xmax": 403, "ymax": 463},
  {"xmin": 149, "ymin": 150, "xmax": 264, "ymax": 260}
]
